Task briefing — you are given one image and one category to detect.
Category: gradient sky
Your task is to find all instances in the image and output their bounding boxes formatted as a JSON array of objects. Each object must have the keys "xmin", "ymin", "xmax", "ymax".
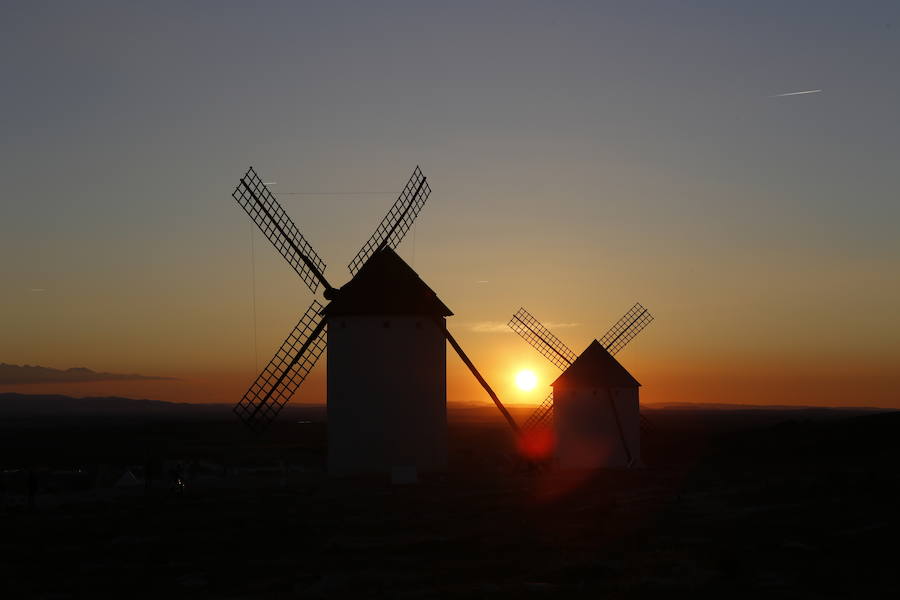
[{"xmin": 2, "ymin": 1, "xmax": 899, "ymax": 409}]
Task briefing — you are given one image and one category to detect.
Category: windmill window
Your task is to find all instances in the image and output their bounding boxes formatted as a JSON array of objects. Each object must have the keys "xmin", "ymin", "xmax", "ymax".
[
  {"xmin": 383, "ymin": 320, "xmax": 391, "ymax": 328},
  {"xmin": 415, "ymin": 321, "xmax": 422, "ymax": 329},
  {"xmin": 341, "ymin": 320, "xmax": 346, "ymax": 329}
]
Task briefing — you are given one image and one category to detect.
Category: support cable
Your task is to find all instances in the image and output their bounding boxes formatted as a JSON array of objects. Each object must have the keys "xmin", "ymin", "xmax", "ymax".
[{"xmin": 249, "ymin": 222, "xmax": 259, "ymax": 372}]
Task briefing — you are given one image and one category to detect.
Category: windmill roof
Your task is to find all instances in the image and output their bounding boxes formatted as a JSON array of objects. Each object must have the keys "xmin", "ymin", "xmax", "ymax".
[
  {"xmin": 551, "ymin": 340, "xmax": 641, "ymax": 389},
  {"xmin": 324, "ymin": 248, "xmax": 452, "ymax": 317}
]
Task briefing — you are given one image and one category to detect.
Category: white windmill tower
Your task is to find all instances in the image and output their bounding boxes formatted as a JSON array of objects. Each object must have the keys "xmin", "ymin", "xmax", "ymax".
[
  {"xmin": 228, "ymin": 166, "xmax": 520, "ymax": 476},
  {"xmin": 323, "ymin": 246, "xmax": 452, "ymax": 474},
  {"xmin": 508, "ymin": 304, "xmax": 653, "ymax": 469}
]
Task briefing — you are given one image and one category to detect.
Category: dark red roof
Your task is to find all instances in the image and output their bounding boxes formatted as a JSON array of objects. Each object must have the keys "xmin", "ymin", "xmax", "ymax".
[
  {"xmin": 551, "ymin": 340, "xmax": 640, "ymax": 388},
  {"xmin": 323, "ymin": 247, "xmax": 452, "ymax": 317}
]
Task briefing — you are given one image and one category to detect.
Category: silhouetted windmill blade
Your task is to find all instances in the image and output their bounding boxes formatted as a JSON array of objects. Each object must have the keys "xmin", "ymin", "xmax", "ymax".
[
  {"xmin": 522, "ymin": 392, "xmax": 555, "ymax": 430},
  {"xmin": 599, "ymin": 303, "xmax": 654, "ymax": 356},
  {"xmin": 234, "ymin": 300, "xmax": 327, "ymax": 432},
  {"xmin": 508, "ymin": 308, "xmax": 573, "ymax": 432},
  {"xmin": 232, "ymin": 166, "xmax": 331, "ymax": 294},
  {"xmin": 348, "ymin": 166, "xmax": 430, "ymax": 275},
  {"xmin": 508, "ymin": 307, "xmax": 577, "ymax": 371},
  {"xmin": 437, "ymin": 320, "xmax": 520, "ymax": 435}
]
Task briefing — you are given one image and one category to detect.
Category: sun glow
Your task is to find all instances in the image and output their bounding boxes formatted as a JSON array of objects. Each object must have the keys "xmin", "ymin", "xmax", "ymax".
[{"xmin": 515, "ymin": 369, "xmax": 538, "ymax": 391}]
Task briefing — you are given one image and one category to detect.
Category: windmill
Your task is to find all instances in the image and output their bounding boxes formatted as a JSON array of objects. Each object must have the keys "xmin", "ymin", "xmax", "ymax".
[
  {"xmin": 229, "ymin": 165, "xmax": 518, "ymax": 475},
  {"xmin": 508, "ymin": 303, "xmax": 653, "ymax": 468}
]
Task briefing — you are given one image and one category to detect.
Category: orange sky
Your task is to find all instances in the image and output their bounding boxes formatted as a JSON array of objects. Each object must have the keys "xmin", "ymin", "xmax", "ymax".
[
  {"xmin": 4, "ymin": 207, "xmax": 898, "ymax": 410},
  {"xmin": 3, "ymin": 336, "xmax": 898, "ymax": 412}
]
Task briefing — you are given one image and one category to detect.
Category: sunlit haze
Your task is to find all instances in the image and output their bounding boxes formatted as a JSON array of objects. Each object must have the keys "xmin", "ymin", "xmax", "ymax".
[{"xmin": 515, "ymin": 370, "xmax": 538, "ymax": 392}]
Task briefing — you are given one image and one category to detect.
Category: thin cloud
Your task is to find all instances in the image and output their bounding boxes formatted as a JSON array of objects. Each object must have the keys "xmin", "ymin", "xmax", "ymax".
[
  {"xmin": 469, "ymin": 321, "xmax": 581, "ymax": 333},
  {"xmin": 29, "ymin": 288, "xmax": 46, "ymax": 292},
  {"xmin": 469, "ymin": 321, "xmax": 512, "ymax": 333},
  {"xmin": 0, "ymin": 363, "xmax": 177, "ymax": 385},
  {"xmin": 770, "ymin": 89, "xmax": 822, "ymax": 97},
  {"xmin": 544, "ymin": 322, "xmax": 581, "ymax": 329}
]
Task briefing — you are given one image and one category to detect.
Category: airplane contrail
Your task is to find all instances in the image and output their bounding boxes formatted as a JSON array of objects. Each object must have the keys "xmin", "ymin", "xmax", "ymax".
[{"xmin": 770, "ymin": 89, "xmax": 823, "ymax": 97}]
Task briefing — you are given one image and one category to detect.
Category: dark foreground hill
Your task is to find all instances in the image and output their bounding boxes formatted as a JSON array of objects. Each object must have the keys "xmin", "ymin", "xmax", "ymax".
[
  {"xmin": 0, "ymin": 402, "xmax": 897, "ymax": 598},
  {"xmin": 0, "ymin": 392, "xmax": 327, "ymax": 421},
  {"xmin": 0, "ymin": 392, "xmax": 195, "ymax": 415}
]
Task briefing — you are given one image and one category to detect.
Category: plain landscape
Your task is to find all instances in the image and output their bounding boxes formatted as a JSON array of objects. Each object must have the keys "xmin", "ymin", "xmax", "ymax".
[{"xmin": 1, "ymin": 393, "xmax": 896, "ymax": 598}]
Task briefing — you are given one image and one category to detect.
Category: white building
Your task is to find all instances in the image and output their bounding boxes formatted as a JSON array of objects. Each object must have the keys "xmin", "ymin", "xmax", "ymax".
[
  {"xmin": 551, "ymin": 340, "xmax": 641, "ymax": 469},
  {"xmin": 324, "ymin": 248, "xmax": 451, "ymax": 476}
]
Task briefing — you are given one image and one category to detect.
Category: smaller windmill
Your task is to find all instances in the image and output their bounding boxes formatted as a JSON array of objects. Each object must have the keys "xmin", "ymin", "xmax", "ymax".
[{"xmin": 509, "ymin": 303, "xmax": 653, "ymax": 468}]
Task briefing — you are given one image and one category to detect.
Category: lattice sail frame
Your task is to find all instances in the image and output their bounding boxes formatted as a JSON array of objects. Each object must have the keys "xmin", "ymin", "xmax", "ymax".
[
  {"xmin": 348, "ymin": 166, "xmax": 430, "ymax": 274},
  {"xmin": 599, "ymin": 303, "xmax": 654, "ymax": 357},
  {"xmin": 233, "ymin": 166, "xmax": 327, "ymax": 293},
  {"xmin": 508, "ymin": 308, "xmax": 578, "ymax": 371},
  {"xmin": 522, "ymin": 392, "xmax": 555, "ymax": 431},
  {"xmin": 234, "ymin": 300, "xmax": 327, "ymax": 432}
]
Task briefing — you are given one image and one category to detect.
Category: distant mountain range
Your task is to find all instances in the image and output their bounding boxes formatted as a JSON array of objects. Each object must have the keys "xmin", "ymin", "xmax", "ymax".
[
  {"xmin": 642, "ymin": 402, "xmax": 894, "ymax": 412},
  {"xmin": 0, "ymin": 393, "xmax": 328, "ymax": 421},
  {"xmin": 0, "ymin": 392, "xmax": 890, "ymax": 421},
  {"xmin": 0, "ymin": 363, "xmax": 176, "ymax": 384},
  {"xmin": 0, "ymin": 393, "xmax": 220, "ymax": 416}
]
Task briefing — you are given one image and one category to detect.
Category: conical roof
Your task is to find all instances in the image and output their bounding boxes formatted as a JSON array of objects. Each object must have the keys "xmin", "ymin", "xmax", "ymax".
[
  {"xmin": 324, "ymin": 248, "xmax": 452, "ymax": 317},
  {"xmin": 551, "ymin": 340, "xmax": 640, "ymax": 388}
]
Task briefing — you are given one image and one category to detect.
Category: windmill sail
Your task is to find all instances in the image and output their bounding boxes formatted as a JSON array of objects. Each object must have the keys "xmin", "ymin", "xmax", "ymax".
[
  {"xmin": 598, "ymin": 303, "xmax": 653, "ymax": 356},
  {"xmin": 522, "ymin": 391, "xmax": 555, "ymax": 431},
  {"xmin": 234, "ymin": 300, "xmax": 327, "ymax": 432},
  {"xmin": 440, "ymin": 321, "xmax": 519, "ymax": 435},
  {"xmin": 348, "ymin": 166, "xmax": 430, "ymax": 275},
  {"xmin": 508, "ymin": 308, "xmax": 577, "ymax": 371},
  {"xmin": 232, "ymin": 166, "xmax": 330, "ymax": 294}
]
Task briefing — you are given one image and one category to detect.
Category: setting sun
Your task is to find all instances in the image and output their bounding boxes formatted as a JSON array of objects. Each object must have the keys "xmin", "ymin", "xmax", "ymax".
[{"xmin": 515, "ymin": 369, "xmax": 538, "ymax": 391}]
